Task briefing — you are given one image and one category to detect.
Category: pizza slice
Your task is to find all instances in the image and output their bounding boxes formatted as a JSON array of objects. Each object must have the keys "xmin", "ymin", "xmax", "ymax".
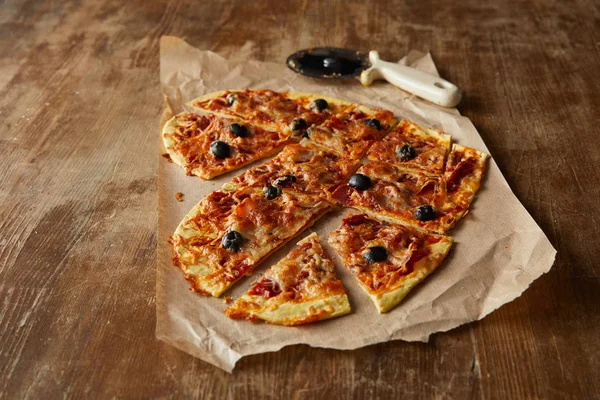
[
  {"xmin": 171, "ymin": 186, "xmax": 334, "ymax": 297},
  {"xmin": 224, "ymin": 232, "xmax": 351, "ymax": 325},
  {"xmin": 303, "ymin": 106, "xmax": 397, "ymax": 154},
  {"xmin": 162, "ymin": 112, "xmax": 294, "ymax": 179},
  {"xmin": 332, "ymin": 141, "xmax": 489, "ymax": 233},
  {"xmin": 328, "ymin": 214, "xmax": 453, "ymax": 313},
  {"xmin": 442, "ymin": 143, "xmax": 490, "ymax": 216},
  {"xmin": 367, "ymin": 119, "xmax": 451, "ymax": 175},
  {"xmin": 187, "ymin": 90, "xmax": 355, "ymax": 134},
  {"xmin": 222, "ymin": 141, "xmax": 362, "ymax": 195},
  {"xmin": 331, "ymin": 161, "xmax": 453, "ymax": 233}
]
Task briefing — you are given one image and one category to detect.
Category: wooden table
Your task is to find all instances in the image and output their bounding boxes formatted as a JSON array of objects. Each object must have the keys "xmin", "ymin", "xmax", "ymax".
[{"xmin": 1, "ymin": 0, "xmax": 598, "ymax": 398}]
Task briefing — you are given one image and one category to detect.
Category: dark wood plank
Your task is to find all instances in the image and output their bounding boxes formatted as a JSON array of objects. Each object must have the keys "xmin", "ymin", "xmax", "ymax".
[{"xmin": 1, "ymin": 0, "xmax": 598, "ymax": 398}]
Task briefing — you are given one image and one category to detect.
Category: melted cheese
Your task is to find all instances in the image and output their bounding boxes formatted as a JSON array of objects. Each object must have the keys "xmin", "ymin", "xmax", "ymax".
[
  {"xmin": 328, "ymin": 214, "xmax": 453, "ymax": 313},
  {"xmin": 225, "ymin": 233, "xmax": 351, "ymax": 325}
]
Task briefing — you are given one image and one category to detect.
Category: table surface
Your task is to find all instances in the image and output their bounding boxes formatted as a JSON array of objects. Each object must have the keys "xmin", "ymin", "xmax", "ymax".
[{"xmin": 1, "ymin": 0, "xmax": 599, "ymax": 398}]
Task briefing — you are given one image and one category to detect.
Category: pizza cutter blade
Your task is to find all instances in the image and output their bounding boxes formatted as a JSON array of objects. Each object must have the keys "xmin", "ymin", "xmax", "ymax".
[{"xmin": 286, "ymin": 47, "xmax": 461, "ymax": 108}]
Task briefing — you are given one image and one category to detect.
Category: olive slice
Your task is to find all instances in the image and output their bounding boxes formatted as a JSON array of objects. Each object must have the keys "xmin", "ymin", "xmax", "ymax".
[
  {"xmin": 310, "ymin": 99, "xmax": 329, "ymax": 112},
  {"xmin": 226, "ymin": 93, "xmax": 237, "ymax": 105},
  {"xmin": 273, "ymin": 175, "xmax": 296, "ymax": 186},
  {"xmin": 210, "ymin": 141, "xmax": 230, "ymax": 159},
  {"xmin": 363, "ymin": 246, "xmax": 387, "ymax": 263},
  {"xmin": 222, "ymin": 231, "xmax": 243, "ymax": 251},
  {"xmin": 348, "ymin": 174, "xmax": 371, "ymax": 191},
  {"xmin": 262, "ymin": 185, "xmax": 281, "ymax": 200},
  {"xmin": 290, "ymin": 118, "xmax": 307, "ymax": 131},
  {"xmin": 363, "ymin": 118, "xmax": 382, "ymax": 130},
  {"xmin": 414, "ymin": 205, "xmax": 437, "ymax": 221},
  {"xmin": 396, "ymin": 144, "xmax": 416, "ymax": 161},
  {"xmin": 229, "ymin": 123, "xmax": 247, "ymax": 138}
]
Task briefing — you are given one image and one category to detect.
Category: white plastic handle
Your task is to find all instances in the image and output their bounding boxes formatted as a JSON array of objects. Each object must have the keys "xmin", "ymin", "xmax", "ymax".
[{"xmin": 360, "ymin": 51, "xmax": 461, "ymax": 108}]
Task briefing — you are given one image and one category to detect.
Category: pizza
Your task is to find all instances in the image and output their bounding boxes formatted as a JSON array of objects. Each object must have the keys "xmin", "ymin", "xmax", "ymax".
[
  {"xmin": 171, "ymin": 90, "xmax": 396, "ymax": 180},
  {"xmin": 332, "ymin": 145, "xmax": 488, "ymax": 233},
  {"xmin": 444, "ymin": 144, "xmax": 489, "ymax": 210},
  {"xmin": 328, "ymin": 214, "xmax": 453, "ymax": 313},
  {"xmin": 162, "ymin": 112, "xmax": 293, "ymax": 179},
  {"xmin": 164, "ymin": 89, "xmax": 490, "ymax": 320},
  {"xmin": 225, "ymin": 232, "xmax": 351, "ymax": 325},
  {"xmin": 188, "ymin": 90, "xmax": 355, "ymax": 133},
  {"xmin": 188, "ymin": 90, "xmax": 396, "ymax": 137},
  {"xmin": 171, "ymin": 186, "xmax": 334, "ymax": 297},
  {"xmin": 367, "ymin": 119, "xmax": 451, "ymax": 175},
  {"xmin": 332, "ymin": 161, "xmax": 452, "ymax": 233},
  {"xmin": 222, "ymin": 141, "xmax": 362, "ymax": 196},
  {"xmin": 304, "ymin": 106, "xmax": 396, "ymax": 155}
]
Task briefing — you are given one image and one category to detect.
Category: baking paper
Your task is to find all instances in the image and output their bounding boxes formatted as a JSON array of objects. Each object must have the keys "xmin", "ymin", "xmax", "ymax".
[{"xmin": 156, "ymin": 36, "xmax": 556, "ymax": 372}]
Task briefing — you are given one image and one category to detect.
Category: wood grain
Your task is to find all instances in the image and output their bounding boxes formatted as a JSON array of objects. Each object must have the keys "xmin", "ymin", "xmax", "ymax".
[{"xmin": 1, "ymin": 0, "xmax": 598, "ymax": 398}]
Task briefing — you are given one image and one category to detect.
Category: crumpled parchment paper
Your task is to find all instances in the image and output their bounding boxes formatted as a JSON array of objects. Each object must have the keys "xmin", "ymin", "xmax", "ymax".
[{"xmin": 156, "ymin": 36, "xmax": 556, "ymax": 372}]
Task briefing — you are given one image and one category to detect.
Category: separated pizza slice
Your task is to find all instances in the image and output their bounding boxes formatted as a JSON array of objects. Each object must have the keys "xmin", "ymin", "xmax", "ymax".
[
  {"xmin": 328, "ymin": 214, "xmax": 453, "ymax": 313},
  {"xmin": 187, "ymin": 90, "xmax": 355, "ymax": 134},
  {"xmin": 367, "ymin": 119, "xmax": 451, "ymax": 175},
  {"xmin": 222, "ymin": 141, "xmax": 362, "ymax": 196},
  {"xmin": 162, "ymin": 112, "xmax": 294, "ymax": 179},
  {"xmin": 224, "ymin": 232, "xmax": 351, "ymax": 325},
  {"xmin": 171, "ymin": 186, "xmax": 334, "ymax": 297}
]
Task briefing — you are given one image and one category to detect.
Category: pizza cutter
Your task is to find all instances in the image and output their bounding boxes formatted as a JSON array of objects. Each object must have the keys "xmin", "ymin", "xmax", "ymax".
[{"xmin": 286, "ymin": 47, "xmax": 461, "ymax": 108}]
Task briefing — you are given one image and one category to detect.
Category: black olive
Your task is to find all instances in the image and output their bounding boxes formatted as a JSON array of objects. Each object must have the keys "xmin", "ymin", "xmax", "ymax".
[
  {"xmin": 363, "ymin": 246, "xmax": 387, "ymax": 263},
  {"xmin": 262, "ymin": 185, "xmax": 281, "ymax": 199},
  {"xmin": 226, "ymin": 93, "xmax": 237, "ymax": 105},
  {"xmin": 301, "ymin": 131, "xmax": 310, "ymax": 139},
  {"xmin": 363, "ymin": 118, "xmax": 382, "ymax": 130},
  {"xmin": 414, "ymin": 205, "xmax": 437, "ymax": 221},
  {"xmin": 273, "ymin": 175, "xmax": 296, "ymax": 186},
  {"xmin": 310, "ymin": 99, "xmax": 329, "ymax": 112},
  {"xmin": 348, "ymin": 174, "xmax": 371, "ymax": 191},
  {"xmin": 290, "ymin": 118, "xmax": 307, "ymax": 131},
  {"xmin": 210, "ymin": 141, "xmax": 230, "ymax": 159},
  {"xmin": 222, "ymin": 231, "xmax": 243, "ymax": 251},
  {"xmin": 229, "ymin": 123, "xmax": 247, "ymax": 138},
  {"xmin": 396, "ymin": 144, "xmax": 416, "ymax": 161}
]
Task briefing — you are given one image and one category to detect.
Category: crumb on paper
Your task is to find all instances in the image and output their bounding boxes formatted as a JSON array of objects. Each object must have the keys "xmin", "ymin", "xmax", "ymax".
[
  {"xmin": 174, "ymin": 192, "xmax": 184, "ymax": 202},
  {"xmin": 162, "ymin": 153, "xmax": 173, "ymax": 163},
  {"xmin": 223, "ymin": 297, "xmax": 233, "ymax": 304}
]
